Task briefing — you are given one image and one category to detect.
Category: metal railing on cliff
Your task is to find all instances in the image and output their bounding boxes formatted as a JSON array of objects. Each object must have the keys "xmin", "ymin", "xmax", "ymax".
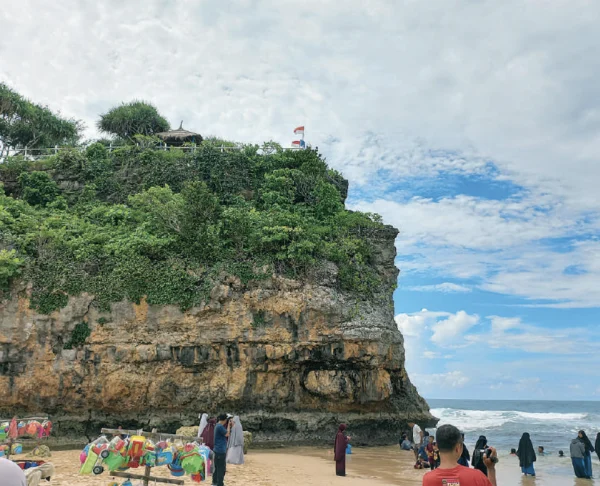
[{"xmin": 0, "ymin": 143, "xmax": 304, "ymax": 163}]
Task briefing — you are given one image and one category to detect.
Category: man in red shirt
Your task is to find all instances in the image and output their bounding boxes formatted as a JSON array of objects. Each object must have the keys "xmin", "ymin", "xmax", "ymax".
[{"xmin": 423, "ymin": 424, "xmax": 498, "ymax": 486}]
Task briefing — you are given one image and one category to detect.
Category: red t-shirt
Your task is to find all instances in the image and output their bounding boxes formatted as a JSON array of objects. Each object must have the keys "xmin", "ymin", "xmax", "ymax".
[{"xmin": 422, "ymin": 465, "xmax": 492, "ymax": 486}]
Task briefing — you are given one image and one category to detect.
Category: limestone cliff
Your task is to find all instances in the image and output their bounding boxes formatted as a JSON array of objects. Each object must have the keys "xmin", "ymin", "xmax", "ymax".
[{"xmin": 0, "ymin": 226, "xmax": 435, "ymax": 444}]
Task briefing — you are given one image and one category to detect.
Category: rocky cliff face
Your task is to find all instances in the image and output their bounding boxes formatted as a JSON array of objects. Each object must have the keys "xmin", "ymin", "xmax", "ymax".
[{"xmin": 0, "ymin": 225, "xmax": 435, "ymax": 444}]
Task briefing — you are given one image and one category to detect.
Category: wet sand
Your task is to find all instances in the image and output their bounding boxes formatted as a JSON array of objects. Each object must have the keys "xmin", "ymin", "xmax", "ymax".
[{"xmin": 13, "ymin": 446, "xmax": 598, "ymax": 485}]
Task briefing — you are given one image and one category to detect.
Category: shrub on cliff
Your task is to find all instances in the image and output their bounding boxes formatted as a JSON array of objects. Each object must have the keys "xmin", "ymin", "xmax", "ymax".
[{"xmin": 0, "ymin": 97, "xmax": 390, "ymax": 313}]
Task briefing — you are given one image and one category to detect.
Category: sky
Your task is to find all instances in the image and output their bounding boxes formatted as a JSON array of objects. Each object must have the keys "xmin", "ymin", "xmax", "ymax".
[{"xmin": 2, "ymin": 0, "xmax": 600, "ymax": 401}]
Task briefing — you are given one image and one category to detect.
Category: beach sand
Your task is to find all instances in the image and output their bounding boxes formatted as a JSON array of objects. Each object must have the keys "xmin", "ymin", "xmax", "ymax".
[{"xmin": 13, "ymin": 446, "xmax": 596, "ymax": 486}]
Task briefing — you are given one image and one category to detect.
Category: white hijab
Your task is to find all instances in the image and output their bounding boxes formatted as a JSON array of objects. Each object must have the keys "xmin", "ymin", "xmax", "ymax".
[
  {"xmin": 197, "ymin": 413, "xmax": 208, "ymax": 438},
  {"xmin": 228, "ymin": 416, "xmax": 244, "ymax": 448},
  {"xmin": 0, "ymin": 458, "xmax": 27, "ymax": 486}
]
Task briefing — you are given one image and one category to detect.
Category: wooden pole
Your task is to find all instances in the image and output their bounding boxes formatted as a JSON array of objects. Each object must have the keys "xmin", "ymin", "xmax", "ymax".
[
  {"xmin": 100, "ymin": 428, "xmax": 200, "ymax": 442},
  {"xmin": 108, "ymin": 471, "xmax": 184, "ymax": 485}
]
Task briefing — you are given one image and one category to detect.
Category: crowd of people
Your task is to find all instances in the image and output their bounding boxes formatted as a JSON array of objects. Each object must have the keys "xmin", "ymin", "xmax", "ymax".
[
  {"xmin": 405, "ymin": 423, "xmax": 600, "ymax": 484},
  {"xmin": 335, "ymin": 421, "xmax": 600, "ymax": 485}
]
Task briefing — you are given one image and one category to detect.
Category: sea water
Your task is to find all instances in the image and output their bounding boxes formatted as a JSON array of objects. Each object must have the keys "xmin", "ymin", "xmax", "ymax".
[{"xmin": 427, "ymin": 399, "xmax": 600, "ymax": 480}]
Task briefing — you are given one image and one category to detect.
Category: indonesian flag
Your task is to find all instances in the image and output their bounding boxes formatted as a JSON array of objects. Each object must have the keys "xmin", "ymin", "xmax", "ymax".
[
  {"xmin": 292, "ymin": 140, "xmax": 306, "ymax": 148},
  {"xmin": 293, "ymin": 126, "xmax": 304, "ymax": 135}
]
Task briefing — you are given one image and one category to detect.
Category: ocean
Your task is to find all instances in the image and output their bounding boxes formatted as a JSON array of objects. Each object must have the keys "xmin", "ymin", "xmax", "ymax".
[{"xmin": 427, "ymin": 399, "xmax": 600, "ymax": 480}]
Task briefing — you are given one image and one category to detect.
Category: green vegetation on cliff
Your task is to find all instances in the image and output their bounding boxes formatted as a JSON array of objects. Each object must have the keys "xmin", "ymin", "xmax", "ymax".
[{"xmin": 0, "ymin": 92, "xmax": 390, "ymax": 314}]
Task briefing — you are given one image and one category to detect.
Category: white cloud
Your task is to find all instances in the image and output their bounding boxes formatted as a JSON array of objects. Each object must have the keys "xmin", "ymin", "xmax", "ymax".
[
  {"xmin": 466, "ymin": 315, "xmax": 600, "ymax": 355},
  {"xmin": 395, "ymin": 309, "xmax": 480, "ymax": 347},
  {"xmin": 414, "ymin": 371, "xmax": 470, "ymax": 389},
  {"xmin": 423, "ymin": 351, "xmax": 441, "ymax": 359},
  {"xmin": 394, "ymin": 308, "xmax": 448, "ymax": 338},
  {"xmin": 407, "ymin": 282, "xmax": 471, "ymax": 293},
  {"xmin": 431, "ymin": 311, "xmax": 480, "ymax": 346},
  {"xmin": 356, "ymin": 197, "xmax": 600, "ymax": 307}
]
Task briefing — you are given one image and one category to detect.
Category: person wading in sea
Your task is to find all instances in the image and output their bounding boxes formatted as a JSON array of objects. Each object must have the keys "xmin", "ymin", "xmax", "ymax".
[
  {"xmin": 422, "ymin": 424, "xmax": 498, "ymax": 486},
  {"xmin": 516, "ymin": 432, "xmax": 536, "ymax": 476}
]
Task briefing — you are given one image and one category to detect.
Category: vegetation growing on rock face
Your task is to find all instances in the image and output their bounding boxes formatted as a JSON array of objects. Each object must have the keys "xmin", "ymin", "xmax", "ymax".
[{"xmin": 0, "ymin": 90, "xmax": 391, "ymax": 314}]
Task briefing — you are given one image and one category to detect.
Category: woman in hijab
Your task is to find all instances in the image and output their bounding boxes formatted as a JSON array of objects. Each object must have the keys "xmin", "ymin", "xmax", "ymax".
[
  {"xmin": 578, "ymin": 430, "xmax": 595, "ymax": 478},
  {"xmin": 334, "ymin": 424, "xmax": 351, "ymax": 477},
  {"xmin": 201, "ymin": 417, "xmax": 217, "ymax": 450},
  {"xmin": 570, "ymin": 434, "xmax": 588, "ymax": 478},
  {"xmin": 198, "ymin": 413, "xmax": 208, "ymax": 438},
  {"xmin": 457, "ymin": 433, "xmax": 470, "ymax": 467},
  {"xmin": 226, "ymin": 416, "xmax": 245, "ymax": 465},
  {"xmin": 596, "ymin": 432, "xmax": 600, "ymax": 462},
  {"xmin": 472, "ymin": 436, "xmax": 488, "ymax": 476},
  {"xmin": 516, "ymin": 432, "xmax": 536, "ymax": 476}
]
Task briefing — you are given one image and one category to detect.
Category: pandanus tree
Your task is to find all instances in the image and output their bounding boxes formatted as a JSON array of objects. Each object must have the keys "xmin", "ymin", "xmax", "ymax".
[
  {"xmin": 97, "ymin": 101, "xmax": 170, "ymax": 141},
  {"xmin": 0, "ymin": 83, "xmax": 81, "ymax": 157}
]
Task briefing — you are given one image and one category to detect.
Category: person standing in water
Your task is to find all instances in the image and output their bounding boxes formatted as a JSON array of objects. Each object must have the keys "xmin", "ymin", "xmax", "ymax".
[
  {"xmin": 579, "ymin": 430, "xmax": 595, "ymax": 478},
  {"xmin": 570, "ymin": 434, "xmax": 589, "ymax": 479},
  {"xmin": 472, "ymin": 436, "xmax": 489, "ymax": 476},
  {"xmin": 334, "ymin": 424, "xmax": 351, "ymax": 476},
  {"xmin": 516, "ymin": 432, "xmax": 536, "ymax": 476},
  {"xmin": 457, "ymin": 433, "xmax": 470, "ymax": 466}
]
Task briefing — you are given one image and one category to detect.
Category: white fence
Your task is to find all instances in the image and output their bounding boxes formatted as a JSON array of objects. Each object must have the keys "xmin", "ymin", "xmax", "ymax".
[{"xmin": 0, "ymin": 143, "xmax": 304, "ymax": 162}]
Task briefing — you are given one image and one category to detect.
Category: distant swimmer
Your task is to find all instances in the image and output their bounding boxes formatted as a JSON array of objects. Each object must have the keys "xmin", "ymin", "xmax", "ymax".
[
  {"xmin": 510, "ymin": 448, "xmax": 517, "ymax": 456},
  {"xmin": 558, "ymin": 450, "xmax": 565, "ymax": 457},
  {"xmin": 537, "ymin": 445, "xmax": 545, "ymax": 455}
]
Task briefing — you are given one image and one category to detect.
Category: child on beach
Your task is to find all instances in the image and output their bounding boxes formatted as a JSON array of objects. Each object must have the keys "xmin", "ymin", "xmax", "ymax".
[
  {"xmin": 432, "ymin": 442, "xmax": 440, "ymax": 469},
  {"xmin": 426, "ymin": 436, "xmax": 435, "ymax": 468}
]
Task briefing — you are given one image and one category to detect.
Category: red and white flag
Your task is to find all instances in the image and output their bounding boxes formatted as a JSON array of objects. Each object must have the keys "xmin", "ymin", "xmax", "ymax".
[
  {"xmin": 292, "ymin": 140, "xmax": 306, "ymax": 148},
  {"xmin": 293, "ymin": 126, "xmax": 304, "ymax": 135}
]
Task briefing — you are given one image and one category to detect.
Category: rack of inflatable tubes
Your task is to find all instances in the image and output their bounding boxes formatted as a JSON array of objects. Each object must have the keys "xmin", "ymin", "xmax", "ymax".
[
  {"xmin": 0, "ymin": 417, "xmax": 52, "ymax": 458},
  {"xmin": 79, "ymin": 428, "xmax": 211, "ymax": 485}
]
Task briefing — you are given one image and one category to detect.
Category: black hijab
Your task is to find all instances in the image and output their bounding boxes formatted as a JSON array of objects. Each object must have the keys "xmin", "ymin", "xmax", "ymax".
[
  {"xmin": 460, "ymin": 433, "xmax": 470, "ymax": 461},
  {"xmin": 579, "ymin": 430, "xmax": 595, "ymax": 454},
  {"xmin": 595, "ymin": 433, "xmax": 600, "ymax": 455},
  {"xmin": 517, "ymin": 433, "xmax": 536, "ymax": 468},
  {"xmin": 472, "ymin": 436, "xmax": 488, "ymax": 473}
]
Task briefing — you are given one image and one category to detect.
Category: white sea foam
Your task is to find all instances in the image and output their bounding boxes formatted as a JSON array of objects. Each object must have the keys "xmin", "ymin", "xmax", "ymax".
[{"xmin": 430, "ymin": 408, "xmax": 590, "ymax": 433}]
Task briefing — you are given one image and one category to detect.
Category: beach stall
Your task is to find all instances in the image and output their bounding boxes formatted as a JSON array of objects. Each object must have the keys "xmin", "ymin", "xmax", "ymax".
[{"xmin": 80, "ymin": 427, "xmax": 210, "ymax": 486}]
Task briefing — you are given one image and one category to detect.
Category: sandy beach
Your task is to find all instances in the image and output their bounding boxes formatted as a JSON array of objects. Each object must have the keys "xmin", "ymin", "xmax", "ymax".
[{"xmin": 12, "ymin": 445, "xmax": 597, "ymax": 486}]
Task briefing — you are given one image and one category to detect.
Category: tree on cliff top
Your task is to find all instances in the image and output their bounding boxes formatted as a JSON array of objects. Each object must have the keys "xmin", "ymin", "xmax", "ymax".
[
  {"xmin": 97, "ymin": 101, "xmax": 170, "ymax": 140},
  {"xmin": 0, "ymin": 83, "xmax": 81, "ymax": 156},
  {"xmin": 0, "ymin": 88, "xmax": 389, "ymax": 314}
]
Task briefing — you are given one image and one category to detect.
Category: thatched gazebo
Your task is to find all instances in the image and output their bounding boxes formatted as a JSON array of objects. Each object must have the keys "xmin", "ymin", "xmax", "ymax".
[{"xmin": 156, "ymin": 121, "xmax": 203, "ymax": 146}]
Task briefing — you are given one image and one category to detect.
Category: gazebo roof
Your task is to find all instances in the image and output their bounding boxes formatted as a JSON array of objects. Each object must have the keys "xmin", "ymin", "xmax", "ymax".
[{"xmin": 156, "ymin": 121, "xmax": 202, "ymax": 143}]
